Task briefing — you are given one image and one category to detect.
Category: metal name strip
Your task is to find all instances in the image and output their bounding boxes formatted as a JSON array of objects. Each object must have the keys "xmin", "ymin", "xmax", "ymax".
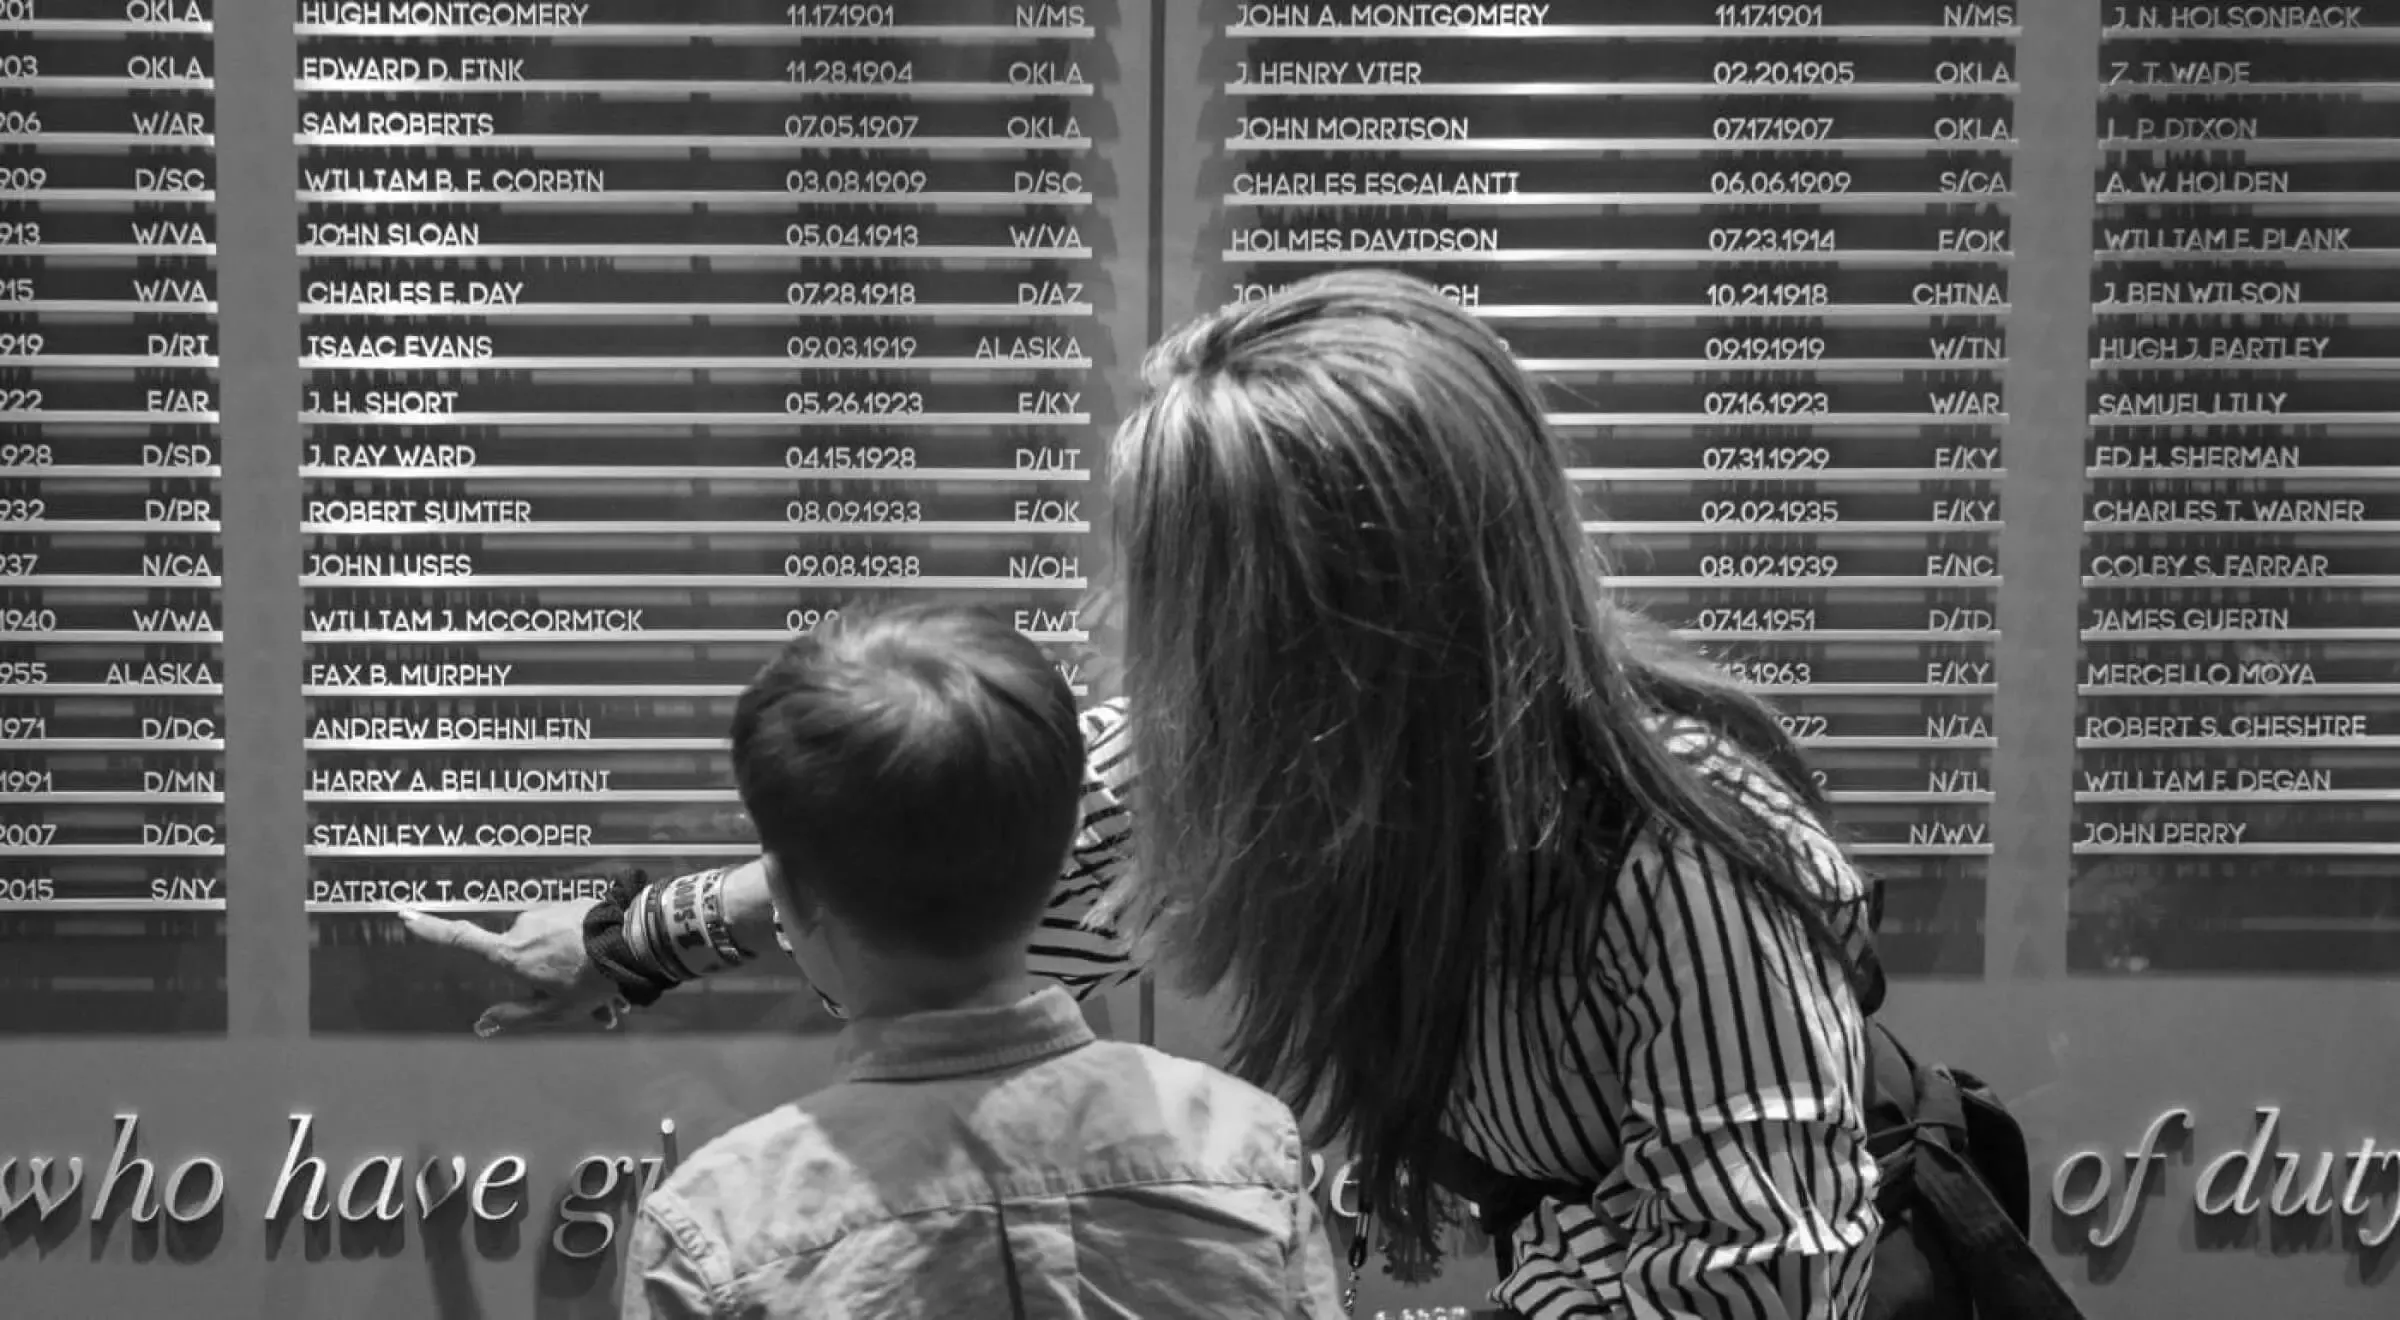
[
  {"xmin": 2083, "ymin": 574, "xmax": 2400, "ymax": 587},
  {"xmin": 296, "ymin": 521, "xmax": 1086, "ymax": 536},
  {"xmin": 13, "ymin": 77, "xmax": 214, "ymax": 91},
  {"xmin": 0, "ymin": 464, "xmax": 220, "ymax": 476},
  {"xmin": 1582, "ymin": 520, "xmax": 2002, "ymax": 533},
  {"xmin": 2077, "ymin": 791, "xmax": 2400, "ymax": 803},
  {"xmin": 2095, "ymin": 246, "xmax": 2400, "ymax": 265},
  {"xmin": 1534, "ymin": 359, "xmax": 2010, "ymax": 373},
  {"xmin": 1475, "ymin": 303, "xmax": 2011, "ymax": 321},
  {"xmin": 0, "ymin": 899, "xmax": 225, "ymax": 913},
  {"xmin": 2, "ymin": 686, "xmax": 224, "ymax": 696},
  {"xmin": 0, "ymin": 793, "xmax": 222, "ymax": 805},
  {"xmin": 6, "ymin": 741, "xmax": 221, "ymax": 751},
  {"xmin": 2091, "ymin": 411, "xmax": 2400, "ymax": 425},
  {"xmin": 1549, "ymin": 412, "xmax": 2010, "ymax": 427},
  {"xmin": 296, "ymin": 465, "xmax": 1089, "ymax": 481},
  {"xmin": 3, "ymin": 411, "xmax": 218, "ymax": 423},
  {"xmin": 5, "ymin": 19, "xmax": 212, "ymax": 33},
  {"xmin": 290, "ymin": 23, "xmax": 1096, "ymax": 41},
  {"xmin": 2101, "ymin": 81, "xmax": 2400, "ymax": 98},
  {"xmin": 0, "ymin": 845, "xmax": 223, "ymax": 857},
  {"xmin": 1606, "ymin": 575, "xmax": 2002, "ymax": 587},
  {"xmin": 1570, "ymin": 471, "xmax": 2007, "ymax": 485},
  {"xmin": 296, "ymin": 190, "xmax": 1093, "ymax": 207},
  {"xmin": 289, "ymin": 839, "xmax": 1994, "ymax": 860},
  {"xmin": 297, "ymin": 412, "xmax": 1091, "ymax": 428},
  {"xmin": 10, "ymin": 301, "xmax": 216, "ymax": 314},
  {"xmin": 299, "ymin": 624, "xmax": 1087, "ymax": 643},
  {"xmin": 7, "ymin": 576, "xmax": 224, "ymax": 588},
  {"xmin": 294, "ymin": 133, "xmax": 1092, "ymax": 152},
  {"xmin": 2071, "ymin": 843, "xmax": 2400, "ymax": 855},
  {"xmin": 1679, "ymin": 628, "xmax": 1999, "ymax": 642},
  {"xmin": 4, "ymin": 361, "xmax": 220, "ymax": 372},
  {"xmin": 2083, "ymin": 629, "xmax": 2400, "ymax": 641},
  {"xmin": 1228, "ymin": 250, "xmax": 2014, "ymax": 267},
  {"xmin": 284, "ymin": 787, "xmax": 1993, "ymax": 805},
  {"xmin": 1226, "ymin": 82, "xmax": 2018, "ymax": 98},
  {"xmin": 3, "ymin": 189, "xmax": 214, "ymax": 206},
  {"xmin": 0, "ymin": 524, "xmax": 219, "ymax": 535},
  {"xmin": 295, "ymin": 570, "xmax": 1080, "ymax": 588},
  {"xmin": 2079, "ymin": 737, "xmax": 2400, "ymax": 749},
  {"xmin": 1223, "ymin": 24, "xmax": 2021, "ymax": 39},
  {"xmin": 302, "ymin": 690, "xmax": 1092, "ymax": 702},
  {"xmin": 0, "ymin": 631, "xmax": 221, "ymax": 642},
  {"xmin": 297, "ymin": 302, "xmax": 1092, "ymax": 320},
  {"xmin": 1224, "ymin": 193, "xmax": 2014, "ymax": 211},
  {"xmin": 290, "ymin": 731, "xmax": 1989, "ymax": 754},
  {"xmin": 2088, "ymin": 362, "xmax": 2400, "ymax": 374},
  {"xmin": 297, "ymin": 358, "xmax": 1095, "ymax": 373},
  {"xmin": 2100, "ymin": 25, "xmax": 2400, "ymax": 42},
  {"xmin": 2095, "ymin": 194, "xmax": 2400, "ymax": 210},
  {"xmin": 1, "ymin": 134, "xmax": 212, "ymax": 147},
  {"xmin": 295, "ymin": 244, "xmax": 1090, "ymax": 260},
  {"xmin": 2080, "ymin": 683, "xmax": 2400, "ymax": 695},
  {"xmin": 294, "ymin": 79, "xmax": 1096, "ymax": 100},
  {"xmin": 2092, "ymin": 300, "xmax": 2400, "ymax": 316},
  {"xmin": 2102, "ymin": 140, "xmax": 2400, "ymax": 157},
  {"xmin": 2084, "ymin": 520, "xmax": 2400, "ymax": 533},
  {"xmin": 290, "ymin": 691, "xmax": 1977, "ymax": 705}
]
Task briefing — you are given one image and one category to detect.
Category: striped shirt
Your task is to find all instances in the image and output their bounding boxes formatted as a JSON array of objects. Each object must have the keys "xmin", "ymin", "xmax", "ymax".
[{"xmin": 914, "ymin": 698, "xmax": 1879, "ymax": 1319}]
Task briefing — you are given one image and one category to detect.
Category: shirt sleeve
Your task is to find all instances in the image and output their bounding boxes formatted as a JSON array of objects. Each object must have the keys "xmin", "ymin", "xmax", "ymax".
[
  {"xmin": 620, "ymin": 1196, "xmax": 735, "ymax": 1320},
  {"xmin": 1514, "ymin": 826, "xmax": 1880, "ymax": 1320},
  {"xmin": 1027, "ymin": 698, "xmax": 1145, "ymax": 996}
]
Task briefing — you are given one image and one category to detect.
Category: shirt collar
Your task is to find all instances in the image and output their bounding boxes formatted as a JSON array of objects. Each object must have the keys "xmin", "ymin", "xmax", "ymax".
[{"xmin": 837, "ymin": 985, "xmax": 1096, "ymax": 1084}]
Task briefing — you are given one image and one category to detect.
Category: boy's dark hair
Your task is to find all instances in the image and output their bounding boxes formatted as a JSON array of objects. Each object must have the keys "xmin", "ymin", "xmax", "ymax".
[{"xmin": 729, "ymin": 603, "xmax": 1084, "ymax": 958}]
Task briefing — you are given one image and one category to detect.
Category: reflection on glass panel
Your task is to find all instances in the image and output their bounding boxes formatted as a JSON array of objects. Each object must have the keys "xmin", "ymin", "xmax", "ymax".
[
  {"xmin": 2, "ymin": 0, "xmax": 225, "ymax": 1032},
  {"xmin": 289, "ymin": 0, "xmax": 1131, "ymax": 1031},
  {"xmin": 2079, "ymin": 16, "xmax": 2400, "ymax": 977},
  {"xmin": 1195, "ymin": 0, "xmax": 2014, "ymax": 998}
]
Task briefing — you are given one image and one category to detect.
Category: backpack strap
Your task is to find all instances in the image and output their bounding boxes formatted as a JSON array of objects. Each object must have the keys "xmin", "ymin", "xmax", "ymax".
[
  {"xmin": 1878, "ymin": 1029, "xmax": 2088, "ymax": 1320},
  {"xmin": 1421, "ymin": 1131, "xmax": 1590, "ymax": 1271}
]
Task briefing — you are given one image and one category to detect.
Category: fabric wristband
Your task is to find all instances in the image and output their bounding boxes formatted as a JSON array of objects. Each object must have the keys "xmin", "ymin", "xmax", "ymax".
[{"xmin": 581, "ymin": 869, "xmax": 683, "ymax": 1007}]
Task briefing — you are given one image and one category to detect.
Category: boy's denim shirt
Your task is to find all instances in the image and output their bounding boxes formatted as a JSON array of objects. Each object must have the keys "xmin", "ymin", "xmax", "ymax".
[{"xmin": 621, "ymin": 986, "xmax": 1347, "ymax": 1319}]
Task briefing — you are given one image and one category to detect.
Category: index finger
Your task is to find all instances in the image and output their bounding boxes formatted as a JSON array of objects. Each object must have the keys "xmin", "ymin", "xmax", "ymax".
[{"xmin": 396, "ymin": 908, "xmax": 509, "ymax": 962}]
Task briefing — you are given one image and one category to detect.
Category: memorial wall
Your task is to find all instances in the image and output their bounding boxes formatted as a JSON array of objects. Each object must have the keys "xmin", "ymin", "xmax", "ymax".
[
  {"xmin": 281, "ymin": 0, "xmax": 1142, "ymax": 1033},
  {"xmin": 2073, "ymin": 7, "xmax": 2398, "ymax": 976},
  {"xmin": 2, "ymin": 3, "xmax": 2395, "ymax": 1319},
  {"xmin": 1197, "ymin": 0, "xmax": 2017, "ymax": 981},
  {"xmin": 1, "ymin": 0, "xmax": 224, "ymax": 1033}
]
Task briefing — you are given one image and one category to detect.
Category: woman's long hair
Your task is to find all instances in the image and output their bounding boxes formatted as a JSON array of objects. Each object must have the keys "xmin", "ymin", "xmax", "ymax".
[{"xmin": 1106, "ymin": 270, "xmax": 1858, "ymax": 1261}]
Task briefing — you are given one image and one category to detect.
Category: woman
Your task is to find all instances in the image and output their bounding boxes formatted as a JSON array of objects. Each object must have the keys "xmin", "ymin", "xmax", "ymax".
[{"xmin": 405, "ymin": 270, "xmax": 1883, "ymax": 1318}]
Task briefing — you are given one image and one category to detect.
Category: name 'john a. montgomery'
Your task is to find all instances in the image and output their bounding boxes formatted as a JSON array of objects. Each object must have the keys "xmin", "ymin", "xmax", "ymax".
[{"xmin": 1237, "ymin": 3, "xmax": 1550, "ymax": 26}]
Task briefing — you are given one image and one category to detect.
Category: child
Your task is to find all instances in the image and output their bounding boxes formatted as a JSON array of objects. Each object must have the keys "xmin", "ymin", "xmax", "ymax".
[{"xmin": 621, "ymin": 603, "xmax": 1345, "ymax": 1319}]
